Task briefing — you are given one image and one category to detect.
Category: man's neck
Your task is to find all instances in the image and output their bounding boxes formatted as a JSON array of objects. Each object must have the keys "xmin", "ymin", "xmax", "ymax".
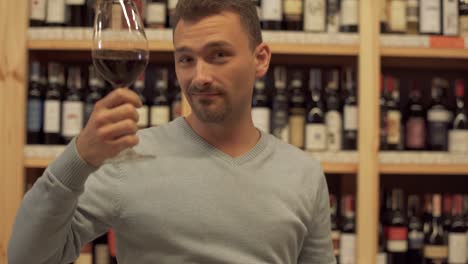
[{"xmin": 184, "ymin": 114, "xmax": 261, "ymax": 158}]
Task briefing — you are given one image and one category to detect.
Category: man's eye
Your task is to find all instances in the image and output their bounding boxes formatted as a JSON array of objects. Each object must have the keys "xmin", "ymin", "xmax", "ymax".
[{"xmin": 178, "ymin": 57, "xmax": 193, "ymax": 64}]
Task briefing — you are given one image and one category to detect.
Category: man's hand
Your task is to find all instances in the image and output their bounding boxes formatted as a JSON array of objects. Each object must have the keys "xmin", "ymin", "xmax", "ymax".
[{"xmin": 76, "ymin": 88, "xmax": 142, "ymax": 167}]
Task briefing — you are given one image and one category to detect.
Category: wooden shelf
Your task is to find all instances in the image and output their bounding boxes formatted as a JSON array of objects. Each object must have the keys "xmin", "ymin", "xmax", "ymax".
[
  {"xmin": 380, "ymin": 164, "xmax": 468, "ymax": 175},
  {"xmin": 381, "ymin": 46, "xmax": 468, "ymax": 59},
  {"xmin": 24, "ymin": 158, "xmax": 53, "ymax": 168}
]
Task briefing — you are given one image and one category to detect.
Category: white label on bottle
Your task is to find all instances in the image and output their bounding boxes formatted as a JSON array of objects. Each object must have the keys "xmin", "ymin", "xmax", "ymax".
[
  {"xmin": 44, "ymin": 100, "xmax": 61, "ymax": 133},
  {"xmin": 30, "ymin": 0, "xmax": 47, "ymax": 21},
  {"xmin": 387, "ymin": 110, "xmax": 401, "ymax": 145},
  {"xmin": 449, "ymin": 233, "xmax": 467, "ymax": 263},
  {"xmin": 340, "ymin": 233, "xmax": 356, "ymax": 264},
  {"xmin": 424, "ymin": 245, "xmax": 448, "ymax": 259},
  {"xmin": 252, "ymin": 107, "xmax": 271, "ymax": 133},
  {"xmin": 304, "ymin": 0, "xmax": 326, "ymax": 31},
  {"xmin": 284, "ymin": 0, "xmax": 303, "ymax": 16},
  {"xmin": 443, "ymin": 0, "xmax": 459, "ymax": 36},
  {"xmin": 262, "ymin": 0, "xmax": 282, "ymax": 20},
  {"xmin": 389, "ymin": 0, "xmax": 407, "ymax": 32},
  {"xmin": 326, "ymin": 111, "xmax": 342, "ymax": 151},
  {"xmin": 137, "ymin": 105, "xmax": 149, "ymax": 128},
  {"xmin": 420, "ymin": 0, "xmax": 441, "ymax": 34},
  {"xmin": 344, "ymin": 105, "xmax": 358, "ymax": 130},
  {"xmin": 62, "ymin": 101, "xmax": 84, "ymax": 138},
  {"xmin": 74, "ymin": 253, "xmax": 92, "ymax": 264},
  {"xmin": 146, "ymin": 3, "xmax": 166, "ymax": 24},
  {"xmin": 46, "ymin": 0, "xmax": 66, "ymax": 24},
  {"xmin": 150, "ymin": 106, "xmax": 170, "ymax": 126},
  {"xmin": 168, "ymin": 0, "xmax": 179, "ymax": 9},
  {"xmin": 66, "ymin": 0, "xmax": 85, "ymax": 5},
  {"xmin": 306, "ymin": 124, "xmax": 327, "ymax": 151},
  {"xmin": 387, "ymin": 240, "xmax": 408, "ymax": 252},
  {"xmin": 427, "ymin": 109, "xmax": 451, "ymax": 123},
  {"xmin": 449, "ymin": 130, "xmax": 468, "ymax": 153},
  {"xmin": 95, "ymin": 244, "xmax": 110, "ymax": 264},
  {"xmin": 341, "ymin": 0, "xmax": 358, "ymax": 26},
  {"xmin": 376, "ymin": 253, "xmax": 387, "ymax": 264}
]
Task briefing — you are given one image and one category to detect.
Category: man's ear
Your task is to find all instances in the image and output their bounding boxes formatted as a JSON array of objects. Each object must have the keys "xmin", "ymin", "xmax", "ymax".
[{"xmin": 254, "ymin": 43, "xmax": 271, "ymax": 78}]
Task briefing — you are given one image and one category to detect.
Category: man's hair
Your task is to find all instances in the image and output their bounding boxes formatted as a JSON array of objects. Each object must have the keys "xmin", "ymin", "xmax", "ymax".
[{"xmin": 172, "ymin": 0, "xmax": 263, "ymax": 49}]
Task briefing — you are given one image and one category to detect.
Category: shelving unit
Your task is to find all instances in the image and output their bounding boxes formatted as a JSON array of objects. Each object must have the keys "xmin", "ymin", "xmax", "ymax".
[{"xmin": 2, "ymin": 1, "xmax": 468, "ymax": 264}]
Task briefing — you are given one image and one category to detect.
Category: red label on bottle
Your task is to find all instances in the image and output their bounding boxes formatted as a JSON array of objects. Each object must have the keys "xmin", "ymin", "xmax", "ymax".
[
  {"xmin": 388, "ymin": 227, "xmax": 408, "ymax": 240},
  {"xmin": 108, "ymin": 229, "xmax": 116, "ymax": 257}
]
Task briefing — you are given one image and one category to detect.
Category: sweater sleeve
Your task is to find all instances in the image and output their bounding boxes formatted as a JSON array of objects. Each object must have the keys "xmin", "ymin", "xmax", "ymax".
[
  {"xmin": 297, "ymin": 165, "xmax": 336, "ymax": 264},
  {"xmin": 8, "ymin": 138, "xmax": 123, "ymax": 264}
]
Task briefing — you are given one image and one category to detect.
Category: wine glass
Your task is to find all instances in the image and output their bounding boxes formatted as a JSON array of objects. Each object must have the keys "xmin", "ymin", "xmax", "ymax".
[{"xmin": 92, "ymin": 0, "xmax": 153, "ymax": 162}]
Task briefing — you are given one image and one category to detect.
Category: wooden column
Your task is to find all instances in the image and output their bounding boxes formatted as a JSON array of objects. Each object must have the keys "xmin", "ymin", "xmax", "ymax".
[
  {"xmin": 0, "ymin": 0, "xmax": 28, "ymax": 263},
  {"xmin": 357, "ymin": 0, "xmax": 380, "ymax": 263}
]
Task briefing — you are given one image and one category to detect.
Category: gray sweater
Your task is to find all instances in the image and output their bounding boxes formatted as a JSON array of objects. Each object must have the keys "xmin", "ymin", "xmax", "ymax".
[{"xmin": 8, "ymin": 117, "xmax": 335, "ymax": 264}]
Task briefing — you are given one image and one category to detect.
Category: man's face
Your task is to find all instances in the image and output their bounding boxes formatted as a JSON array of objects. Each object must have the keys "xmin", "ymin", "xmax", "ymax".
[{"xmin": 173, "ymin": 11, "xmax": 259, "ymax": 123}]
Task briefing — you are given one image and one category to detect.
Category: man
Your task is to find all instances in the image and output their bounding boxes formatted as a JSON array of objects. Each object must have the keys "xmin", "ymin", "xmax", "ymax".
[{"xmin": 8, "ymin": 0, "xmax": 335, "ymax": 263}]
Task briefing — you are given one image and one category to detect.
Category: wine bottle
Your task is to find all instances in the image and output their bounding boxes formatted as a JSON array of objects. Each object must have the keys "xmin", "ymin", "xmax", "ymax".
[
  {"xmin": 84, "ymin": 65, "xmax": 104, "ymax": 126},
  {"xmin": 461, "ymin": 0, "xmax": 468, "ymax": 37},
  {"xmin": 419, "ymin": 0, "xmax": 442, "ymax": 35},
  {"xmin": 283, "ymin": 0, "xmax": 304, "ymax": 30},
  {"xmin": 288, "ymin": 70, "xmax": 306, "ymax": 149},
  {"xmin": 252, "ymin": 77, "xmax": 271, "ymax": 133},
  {"xmin": 67, "ymin": 0, "xmax": 86, "ymax": 27},
  {"xmin": 133, "ymin": 73, "xmax": 149, "ymax": 129},
  {"xmin": 146, "ymin": 0, "xmax": 167, "ymax": 29},
  {"xmin": 271, "ymin": 66, "xmax": 290, "ymax": 143},
  {"xmin": 29, "ymin": 0, "xmax": 47, "ymax": 26},
  {"xmin": 443, "ymin": 0, "xmax": 459, "ymax": 36},
  {"xmin": 342, "ymin": 68, "xmax": 358, "ymax": 150},
  {"xmin": 423, "ymin": 194, "xmax": 448, "ymax": 264},
  {"xmin": 325, "ymin": 69, "xmax": 342, "ymax": 151},
  {"xmin": 27, "ymin": 61, "xmax": 44, "ymax": 144},
  {"xmin": 340, "ymin": 195, "xmax": 356, "ymax": 264},
  {"xmin": 407, "ymin": 195, "xmax": 424, "ymax": 264},
  {"xmin": 330, "ymin": 194, "xmax": 341, "ymax": 263},
  {"xmin": 340, "ymin": 0, "xmax": 359, "ymax": 32},
  {"xmin": 380, "ymin": 0, "xmax": 389, "ymax": 33},
  {"xmin": 62, "ymin": 66, "xmax": 84, "ymax": 144},
  {"xmin": 306, "ymin": 69, "xmax": 327, "ymax": 151},
  {"xmin": 449, "ymin": 80, "xmax": 468, "ymax": 153},
  {"xmin": 443, "ymin": 195, "xmax": 454, "ymax": 243},
  {"xmin": 405, "ymin": 80, "xmax": 426, "ymax": 151},
  {"xmin": 380, "ymin": 75, "xmax": 388, "ymax": 150},
  {"xmin": 448, "ymin": 194, "xmax": 467, "ymax": 264},
  {"xmin": 386, "ymin": 189, "xmax": 408, "ymax": 264},
  {"xmin": 43, "ymin": 63, "xmax": 63, "ymax": 145},
  {"xmin": 385, "ymin": 76, "xmax": 402, "ymax": 151},
  {"xmin": 406, "ymin": 0, "xmax": 419, "ymax": 34},
  {"xmin": 427, "ymin": 78, "xmax": 452, "ymax": 151},
  {"xmin": 261, "ymin": 0, "xmax": 283, "ymax": 30},
  {"xmin": 150, "ymin": 68, "xmax": 170, "ymax": 127},
  {"xmin": 327, "ymin": 0, "xmax": 340, "ymax": 33},
  {"xmin": 304, "ymin": 0, "xmax": 327, "ymax": 32},
  {"xmin": 388, "ymin": 0, "xmax": 407, "ymax": 33}
]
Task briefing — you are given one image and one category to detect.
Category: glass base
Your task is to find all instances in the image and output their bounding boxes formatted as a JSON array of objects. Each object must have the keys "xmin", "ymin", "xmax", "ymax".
[{"xmin": 103, "ymin": 148, "xmax": 155, "ymax": 164}]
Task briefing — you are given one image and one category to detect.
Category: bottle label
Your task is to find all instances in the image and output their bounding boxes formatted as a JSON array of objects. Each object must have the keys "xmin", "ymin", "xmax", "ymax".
[
  {"xmin": 419, "ymin": 0, "xmax": 441, "ymax": 33},
  {"xmin": 262, "ymin": 0, "xmax": 282, "ymax": 21},
  {"xmin": 406, "ymin": 117, "xmax": 425, "ymax": 149},
  {"xmin": 424, "ymin": 245, "xmax": 448, "ymax": 259},
  {"xmin": 326, "ymin": 111, "xmax": 342, "ymax": 151},
  {"xmin": 46, "ymin": 0, "xmax": 66, "ymax": 24},
  {"xmin": 387, "ymin": 110, "xmax": 401, "ymax": 145},
  {"xmin": 344, "ymin": 105, "xmax": 358, "ymax": 130},
  {"xmin": 304, "ymin": 0, "xmax": 326, "ymax": 32},
  {"xmin": 27, "ymin": 99, "xmax": 43, "ymax": 132},
  {"xmin": 341, "ymin": 0, "xmax": 358, "ymax": 26},
  {"xmin": 305, "ymin": 123, "xmax": 327, "ymax": 151},
  {"xmin": 428, "ymin": 109, "xmax": 451, "ymax": 123},
  {"xmin": 146, "ymin": 3, "xmax": 166, "ymax": 24},
  {"xmin": 448, "ymin": 233, "xmax": 468, "ymax": 263},
  {"xmin": 62, "ymin": 101, "xmax": 84, "ymax": 138},
  {"xmin": 332, "ymin": 230, "xmax": 341, "ymax": 257},
  {"xmin": 449, "ymin": 130, "xmax": 468, "ymax": 153},
  {"xmin": 389, "ymin": 0, "xmax": 407, "ymax": 32},
  {"xmin": 284, "ymin": 0, "xmax": 303, "ymax": 16},
  {"xmin": 340, "ymin": 233, "xmax": 356, "ymax": 264},
  {"xmin": 408, "ymin": 230, "xmax": 424, "ymax": 250},
  {"xmin": 289, "ymin": 113, "xmax": 305, "ymax": 148},
  {"xmin": 443, "ymin": 0, "xmax": 459, "ymax": 36},
  {"xmin": 44, "ymin": 100, "xmax": 61, "ymax": 133},
  {"xmin": 30, "ymin": 0, "xmax": 47, "ymax": 21},
  {"xmin": 387, "ymin": 227, "xmax": 408, "ymax": 252},
  {"xmin": 137, "ymin": 105, "xmax": 149, "ymax": 128},
  {"xmin": 150, "ymin": 106, "xmax": 170, "ymax": 127},
  {"xmin": 252, "ymin": 107, "xmax": 271, "ymax": 133}
]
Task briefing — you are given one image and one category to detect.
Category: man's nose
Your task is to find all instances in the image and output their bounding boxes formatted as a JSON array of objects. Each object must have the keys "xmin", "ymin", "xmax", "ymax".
[{"xmin": 192, "ymin": 60, "xmax": 214, "ymax": 88}]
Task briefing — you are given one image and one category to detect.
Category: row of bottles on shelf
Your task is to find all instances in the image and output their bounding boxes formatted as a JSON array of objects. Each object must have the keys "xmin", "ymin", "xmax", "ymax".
[
  {"xmin": 70, "ymin": 230, "xmax": 117, "ymax": 264},
  {"xmin": 252, "ymin": 66, "xmax": 358, "ymax": 151},
  {"xmin": 26, "ymin": 61, "xmax": 182, "ymax": 145},
  {"xmin": 379, "ymin": 190, "xmax": 468, "ymax": 264},
  {"xmin": 29, "ymin": 0, "xmax": 361, "ymax": 33},
  {"xmin": 380, "ymin": 75, "xmax": 468, "ymax": 153},
  {"xmin": 380, "ymin": 0, "xmax": 468, "ymax": 37}
]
